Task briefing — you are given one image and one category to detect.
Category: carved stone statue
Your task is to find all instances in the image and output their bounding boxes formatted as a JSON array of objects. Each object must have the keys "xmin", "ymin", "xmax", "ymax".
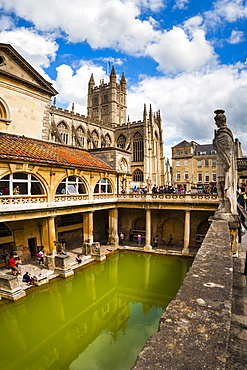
[{"xmin": 213, "ymin": 109, "xmax": 238, "ymax": 220}]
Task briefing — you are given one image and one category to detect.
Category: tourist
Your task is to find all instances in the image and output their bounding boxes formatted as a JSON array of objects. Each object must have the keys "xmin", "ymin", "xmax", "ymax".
[
  {"xmin": 119, "ymin": 232, "xmax": 124, "ymax": 244},
  {"xmin": 8, "ymin": 256, "xmax": 19, "ymax": 275},
  {"xmin": 76, "ymin": 254, "xmax": 82, "ymax": 264},
  {"xmin": 15, "ymin": 256, "xmax": 22, "ymax": 274},
  {"xmin": 137, "ymin": 234, "xmax": 142, "ymax": 245},
  {"xmin": 36, "ymin": 248, "xmax": 44, "ymax": 264},
  {"xmin": 153, "ymin": 235, "xmax": 159, "ymax": 249},
  {"xmin": 1, "ymin": 249, "xmax": 10, "ymax": 267},
  {"xmin": 168, "ymin": 234, "xmax": 173, "ymax": 246},
  {"xmin": 22, "ymin": 272, "xmax": 34, "ymax": 285},
  {"xmin": 13, "ymin": 185, "xmax": 20, "ymax": 195}
]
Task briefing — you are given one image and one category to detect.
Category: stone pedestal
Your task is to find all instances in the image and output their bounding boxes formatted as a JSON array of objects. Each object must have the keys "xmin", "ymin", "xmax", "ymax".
[
  {"xmin": 33, "ymin": 273, "xmax": 49, "ymax": 286},
  {"xmin": 0, "ymin": 275, "xmax": 26, "ymax": 301},
  {"xmin": 44, "ymin": 254, "xmax": 55, "ymax": 270},
  {"xmin": 144, "ymin": 245, "xmax": 152, "ymax": 251},
  {"xmin": 54, "ymin": 255, "xmax": 74, "ymax": 278},
  {"xmin": 82, "ymin": 242, "xmax": 92, "ymax": 256},
  {"xmin": 91, "ymin": 242, "xmax": 106, "ymax": 262}
]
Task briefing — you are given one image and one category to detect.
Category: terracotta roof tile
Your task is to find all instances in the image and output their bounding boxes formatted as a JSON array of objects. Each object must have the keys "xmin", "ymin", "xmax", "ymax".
[{"xmin": 0, "ymin": 133, "xmax": 115, "ymax": 172}]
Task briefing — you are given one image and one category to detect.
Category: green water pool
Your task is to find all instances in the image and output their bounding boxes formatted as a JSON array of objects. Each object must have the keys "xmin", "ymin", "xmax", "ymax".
[{"xmin": 0, "ymin": 251, "xmax": 193, "ymax": 370}]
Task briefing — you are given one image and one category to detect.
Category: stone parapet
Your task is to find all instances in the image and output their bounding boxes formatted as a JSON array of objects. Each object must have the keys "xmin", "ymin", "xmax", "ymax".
[{"xmin": 132, "ymin": 219, "xmax": 233, "ymax": 369}]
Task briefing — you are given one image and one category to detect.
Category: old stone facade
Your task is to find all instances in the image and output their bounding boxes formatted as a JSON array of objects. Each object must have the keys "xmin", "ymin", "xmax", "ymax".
[{"xmin": 172, "ymin": 140, "xmax": 218, "ymax": 193}]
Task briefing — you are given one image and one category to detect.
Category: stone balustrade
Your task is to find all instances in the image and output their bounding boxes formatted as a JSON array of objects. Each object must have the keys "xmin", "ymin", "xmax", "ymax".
[{"xmin": 0, "ymin": 193, "xmax": 218, "ymax": 214}]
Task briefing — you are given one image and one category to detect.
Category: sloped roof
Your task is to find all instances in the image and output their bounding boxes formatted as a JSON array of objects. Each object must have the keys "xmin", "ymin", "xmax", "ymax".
[
  {"xmin": 194, "ymin": 144, "xmax": 214, "ymax": 154},
  {"xmin": 172, "ymin": 140, "xmax": 192, "ymax": 148},
  {"xmin": 0, "ymin": 133, "xmax": 115, "ymax": 172},
  {"xmin": 0, "ymin": 43, "xmax": 58, "ymax": 96}
]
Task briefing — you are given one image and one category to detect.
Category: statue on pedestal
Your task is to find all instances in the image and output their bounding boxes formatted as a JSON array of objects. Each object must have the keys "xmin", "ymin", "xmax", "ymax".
[{"xmin": 213, "ymin": 109, "xmax": 238, "ymax": 220}]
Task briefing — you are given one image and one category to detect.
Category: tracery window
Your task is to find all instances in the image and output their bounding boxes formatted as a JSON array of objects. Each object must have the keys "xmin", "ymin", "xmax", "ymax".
[
  {"xmin": 117, "ymin": 134, "xmax": 126, "ymax": 149},
  {"xmin": 133, "ymin": 169, "xmax": 143, "ymax": 182},
  {"xmin": 94, "ymin": 178, "xmax": 112, "ymax": 194},
  {"xmin": 56, "ymin": 176, "xmax": 87, "ymax": 195},
  {"xmin": 57, "ymin": 122, "xmax": 68, "ymax": 144},
  {"xmin": 133, "ymin": 132, "xmax": 144, "ymax": 162},
  {"xmin": 92, "ymin": 130, "xmax": 99, "ymax": 148},
  {"xmin": 0, "ymin": 173, "xmax": 45, "ymax": 196},
  {"xmin": 105, "ymin": 134, "xmax": 111, "ymax": 147},
  {"xmin": 76, "ymin": 126, "xmax": 85, "ymax": 147}
]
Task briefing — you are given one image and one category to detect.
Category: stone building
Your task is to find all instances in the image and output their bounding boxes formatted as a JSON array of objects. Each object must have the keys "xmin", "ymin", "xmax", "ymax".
[
  {"xmin": 172, "ymin": 140, "xmax": 217, "ymax": 193},
  {"xmin": 172, "ymin": 137, "xmax": 243, "ymax": 193},
  {"xmin": 0, "ymin": 43, "xmax": 218, "ymax": 260}
]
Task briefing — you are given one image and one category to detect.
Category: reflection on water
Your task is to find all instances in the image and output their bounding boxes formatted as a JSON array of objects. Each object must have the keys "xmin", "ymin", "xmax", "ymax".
[{"xmin": 0, "ymin": 252, "xmax": 193, "ymax": 370}]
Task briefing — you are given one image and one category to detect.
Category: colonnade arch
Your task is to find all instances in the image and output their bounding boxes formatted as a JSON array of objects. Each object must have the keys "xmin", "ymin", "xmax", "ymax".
[{"xmin": 162, "ymin": 217, "xmax": 184, "ymax": 245}]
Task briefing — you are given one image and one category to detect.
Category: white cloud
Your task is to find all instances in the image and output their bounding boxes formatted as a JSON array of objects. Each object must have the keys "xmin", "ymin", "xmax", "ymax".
[
  {"xmin": 126, "ymin": 0, "xmax": 165, "ymax": 12},
  {"xmin": 173, "ymin": 0, "xmax": 189, "ymax": 10},
  {"xmin": 228, "ymin": 29, "xmax": 244, "ymax": 44},
  {"xmin": 0, "ymin": 15, "xmax": 15, "ymax": 31},
  {"xmin": 204, "ymin": 0, "xmax": 247, "ymax": 26},
  {"xmin": 53, "ymin": 61, "xmax": 108, "ymax": 113},
  {"xmin": 146, "ymin": 25, "xmax": 217, "ymax": 73},
  {"xmin": 0, "ymin": 28, "xmax": 58, "ymax": 78},
  {"xmin": 0, "ymin": 0, "xmax": 160, "ymax": 55},
  {"xmin": 128, "ymin": 63, "xmax": 247, "ymax": 157}
]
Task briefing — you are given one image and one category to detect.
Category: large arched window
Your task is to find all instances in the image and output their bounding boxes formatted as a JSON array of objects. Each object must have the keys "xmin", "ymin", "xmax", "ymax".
[
  {"xmin": 94, "ymin": 178, "xmax": 112, "ymax": 194},
  {"xmin": 105, "ymin": 134, "xmax": 111, "ymax": 147},
  {"xmin": 76, "ymin": 126, "xmax": 85, "ymax": 147},
  {"xmin": 92, "ymin": 130, "xmax": 99, "ymax": 148},
  {"xmin": 133, "ymin": 169, "xmax": 144, "ymax": 182},
  {"xmin": 56, "ymin": 176, "xmax": 87, "ymax": 195},
  {"xmin": 57, "ymin": 122, "xmax": 69, "ymax": 144},
  {"xmin": 133, "ymin": 132, "xmax": 144, "ymax": 162},
  {"xmin": 117, "ymin": 134, "xmax": 126, "ymax": 149},
  {"xmin": 0, "ymin": 173, "xmax": 45, "ymax": 196}
]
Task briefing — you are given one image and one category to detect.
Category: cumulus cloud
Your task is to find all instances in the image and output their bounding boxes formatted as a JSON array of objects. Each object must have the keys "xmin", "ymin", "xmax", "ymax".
[
  {"xmin": 204, "ymin": 0, "xmax": 247, "ymax": 26},
  {"xmin": 0, "ymin": 28, "xmax": 58, "ymax": 78},
  {"xmin": 173, "ymin": 0, "xmax": 189, "ymax": 10},
  {"xmin": 0, "ymin": 0, "xmax": 160, "ymax": 55},
  {"xmin": 146, "ymin": 25, "xmax": 217, "ymax": 73},
  {"xmin": 127, "ymin": 63, "xmax": 247, "ymax": 157},
  {"xmin": 228, "ymin": 29, "xmax": 245, "ymax": 44},
  {"xmin": 53, "ymin": 61, "xmax": 108, "ymax": 113}
]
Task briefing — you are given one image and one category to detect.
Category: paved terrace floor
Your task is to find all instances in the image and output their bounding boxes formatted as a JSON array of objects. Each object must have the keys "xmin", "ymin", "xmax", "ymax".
[{"xmin": 226, "ymin": 233, "xmax": 247, "ymax": 369}]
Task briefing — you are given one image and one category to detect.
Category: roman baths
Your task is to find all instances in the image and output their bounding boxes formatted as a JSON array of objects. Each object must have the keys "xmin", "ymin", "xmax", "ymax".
[{"xmin": 0, "ymin": 43, "xmax": 247, "ymax": 368}]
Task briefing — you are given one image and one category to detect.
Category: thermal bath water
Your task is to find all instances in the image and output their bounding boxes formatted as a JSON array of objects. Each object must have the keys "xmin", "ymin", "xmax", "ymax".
[{"xmin": 0, "ymin": 251, "xmax": 193, "ymax": 370}]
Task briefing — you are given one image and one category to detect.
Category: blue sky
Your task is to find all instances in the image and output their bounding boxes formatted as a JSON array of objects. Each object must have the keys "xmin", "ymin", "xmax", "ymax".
[{"xmin": 0, "ymin": 0, "xmax": 246, "ymax": 158}]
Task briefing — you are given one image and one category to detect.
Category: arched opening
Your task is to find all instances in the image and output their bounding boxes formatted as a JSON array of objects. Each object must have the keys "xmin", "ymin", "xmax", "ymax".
[
  {"xmin": 133, "ymin": 217, "xmax": 145, "ymax": 231},
  {"xmin": 0, "ymin": 173, "xmax": 45, "ymax": 196},
  {"xmin": 133, "ymin": 169, "xmax": 143, "ymax": 182},
  {"xmin": 76, "ymin": 126, "xmax": 85, "ymax": 147},
  {"xmin": 133, "ymin": 132, "xmax": 144, "ymax": 162},
  {"xmin": 92, "ymin": 130, "xmax": 99, "ymax": 148},
  {"xmin": 105, "ymin": 134, "xmax": 111, "ymax": 147},
  {"xmin": 56, "ymin": 176, "xmax": 87, "ymax": 195},
  {"xmin": 117, "ymin": 134, "xmax": 126, "ymax": 149},
  {"xmin": 94, "ymin": 178, "xmax": 112, "ymax": 194},
  {"xmin": 57, "ymin": 121, "xmax": 69, "ymax": 144},
  {"xmin": 162, "ymin": 218, "xmax": 184, "ymax": 245}
]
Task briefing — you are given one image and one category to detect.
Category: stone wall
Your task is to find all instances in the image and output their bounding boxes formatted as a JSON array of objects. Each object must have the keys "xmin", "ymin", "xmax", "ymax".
[{"xmin": 132, "ymin": 219, "xmax": 233, "ymax": 369}]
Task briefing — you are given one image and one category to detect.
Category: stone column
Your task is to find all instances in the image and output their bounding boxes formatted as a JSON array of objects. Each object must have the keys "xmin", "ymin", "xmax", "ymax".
[
  {"xmin": 48, "ymin": 216, "xmax": 56, "ymax": 254},
  {"xmin": 182, "ymin": 210, "xmax": 190, "ymax": 255},
  {"xmin": 109, "ymin": 208, "xmax": 119, "ymax": 246},
  {"xmin": 144, "ymin": 208, "xmax": 152, "ymax": 251},
  {"xmin": 83, "ymin": 211, "xmax": 94, "ymax": 244}
]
